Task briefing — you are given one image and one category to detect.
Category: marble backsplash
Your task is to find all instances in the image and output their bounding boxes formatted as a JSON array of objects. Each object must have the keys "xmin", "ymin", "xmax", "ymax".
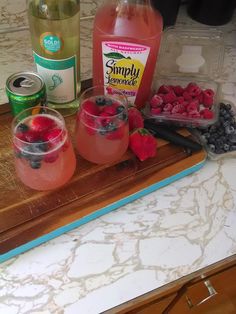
[{"xmin": 0, "ymin": 0, "xmax": 103, "ymax": 30}]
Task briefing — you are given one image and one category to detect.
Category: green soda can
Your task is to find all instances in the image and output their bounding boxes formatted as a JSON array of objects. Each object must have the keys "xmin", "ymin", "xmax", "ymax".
[{"xmin": 6, "ymin": 71, "xmax": 47, "ymax": 116}]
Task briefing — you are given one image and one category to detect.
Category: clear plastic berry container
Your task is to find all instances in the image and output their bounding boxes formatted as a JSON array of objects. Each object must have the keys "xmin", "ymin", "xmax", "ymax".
[
  {"xmin": 143, "ymin": 27, "xmax": 224, "ymax": 128},
  {"xmin": 191, "ymin": 101, "xmax": 236, "ymax": 160},
  {"xmin": 143, "ymin": 77, "xmax": 219, "ymax": 128}
]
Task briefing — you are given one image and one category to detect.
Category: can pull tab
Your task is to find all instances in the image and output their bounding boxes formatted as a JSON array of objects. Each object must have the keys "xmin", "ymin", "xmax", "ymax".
[{"xmin": 13, "ymin": 77, "xmax": 34, "ymax": 88}]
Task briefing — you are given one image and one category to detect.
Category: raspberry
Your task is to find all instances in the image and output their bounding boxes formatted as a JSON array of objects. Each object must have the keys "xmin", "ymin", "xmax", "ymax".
[
  {"xmin": 162, "ymin": 92, "xmax": 176, "ymax": 104},
  {"xmin": 151, "ymin": 107, "xmax": 162, "ymax": 115},
  {"xmin": 24, "ymin": 130, "xmax": 41, "ymax": 143},
  {"xmin": 82, "ymin": 100, "xmax": 100, "ymax": 115},
  {"xmin": 128, "ymin": 107, "xmax": 144, "ymax": 131},
  {"xmin": 196, "ymin": 92, "xmax": 203, "ymax": 104},
  {"xmin": 188, "ymin": 110, "xmax": 201, "ymax": 118},
  {"xmin": 44, "ymin": 151, "xmax": 59, "ymax": 163},
  {"xmin": 186, "ymin": 99, "xmax": 199, "ymax": 112},
  {"xmin": 177, "ymin": 96, "xmax": 185, "ymax": 104},
  {"xmin": 106, "ymin": 86, "xmax": 113, "ymax": 94},
  {"xmin": 103, "ymin": 105, "xmax": 118, "ymax": 115},
  {"xmin": 43, "ymin": 128, "xmax": 62, "ymax": 143},
  {"xmin": 186, "ymin": 82, "xmax": 202, "ymax": 97},
  {"xmin": 30, "ymin": 115, "xmax": 56, "ymax": 133},
  {"xmin": 98, "ymin": 112, "xmax": 112, "ymax": 127},
  {"xmin": 202, "ymin": 89, "xmax": 214, "ymax": 107},
  {"xmin": 157, "ymin": 85, "xmax": 173, "ymax": 94},
  {"xmin": 150, "ymin": 94, "xmax": 163, "ymax": 108},
  {"xmin": 183, "ymin": 91, "xmax": 192, "ymax": 102},
  {"xmin": 171, "ymin": 103, "xmax": 186, "ymax": 114},
  {"xmin": 173, "ymin": 85, "xmax": 184, "ymax": 96},
  {"xmin": 84, "ymin": 117, "xmax": 96, "ymax": 135},
  {"xmin": 163, "ymin": 103, "xmax": 173, "ymax": 112},
  {"xmin": 200, "ymin": 108, "xmax": 214, "ymax": 119}
]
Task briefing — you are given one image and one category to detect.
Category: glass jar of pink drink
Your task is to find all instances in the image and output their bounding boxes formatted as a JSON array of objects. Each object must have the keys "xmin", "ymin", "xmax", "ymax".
[
  {"xmin": 75, "ymin": 86, "xmax": 129, "ymax": 164},
  {"xmin": 12, "ymin": 106, "xmax": 76, "ymax": 190}
]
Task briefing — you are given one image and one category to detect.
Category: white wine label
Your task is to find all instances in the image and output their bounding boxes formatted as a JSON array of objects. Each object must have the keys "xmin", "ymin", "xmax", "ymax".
[
  {"xmin": 102, "ymin": 41, "xmax": 150, "ymax": 104},
  {"xmin": 34, "ymin": 52, "xmax": 77, "ymax": 104}
]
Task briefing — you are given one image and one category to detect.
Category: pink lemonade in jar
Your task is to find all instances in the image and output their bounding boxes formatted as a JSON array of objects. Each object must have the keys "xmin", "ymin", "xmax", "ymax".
[
  {"xmin": 75, "ymin": 88, "xmax": 129, "ymax": 164},
  {"xmin": 93, "ymin": 0, "xmax": 163, "ymax": 109},
  {"xmin": 13, "ymin": 107, "xmax": 76, "ymax": 191}
]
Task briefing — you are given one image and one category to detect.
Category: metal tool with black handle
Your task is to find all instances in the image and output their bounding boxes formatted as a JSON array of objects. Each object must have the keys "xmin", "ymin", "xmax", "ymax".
[{"xmin": 144, "ymin": 120, "xmax": 202, "ymax": 152}]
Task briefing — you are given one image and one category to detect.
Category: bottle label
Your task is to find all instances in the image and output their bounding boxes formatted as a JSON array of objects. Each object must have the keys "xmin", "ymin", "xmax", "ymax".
[
  {"xmin": 102, "ymin": 41, "xmax": 150, "ymax": 103},
  {"xmin": 40, "ymin": 32, "xmax": 63, "ymax": 54},
  {"xmin": 33, "ymin": 52, "xmax": 77, "ymax": 104}
]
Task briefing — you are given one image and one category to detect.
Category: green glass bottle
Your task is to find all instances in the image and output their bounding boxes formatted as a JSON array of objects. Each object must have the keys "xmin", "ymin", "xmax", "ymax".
[{"xmin": 27, "ymin": 0, "xmax": 80, "ymax": 116}]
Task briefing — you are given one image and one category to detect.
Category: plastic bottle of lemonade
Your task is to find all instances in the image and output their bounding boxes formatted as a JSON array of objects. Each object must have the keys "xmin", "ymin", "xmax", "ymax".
[{"xmin": 93, "ymin": 0, "xmax": 163, "ymax": 109}]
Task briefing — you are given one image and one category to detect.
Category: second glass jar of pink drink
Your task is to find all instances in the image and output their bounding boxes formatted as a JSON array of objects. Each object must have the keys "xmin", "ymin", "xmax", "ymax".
[
  {"xmin": 12, "ymin": 106, "xmax": 76, "ymax": 191},
  {"xmin": 75, "ymin": 86, "xmax": 129, "ymax": 164}
]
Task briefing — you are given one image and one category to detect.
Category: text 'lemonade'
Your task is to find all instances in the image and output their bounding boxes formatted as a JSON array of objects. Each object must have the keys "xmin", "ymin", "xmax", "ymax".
[
  {"xmin": 93, "ymin": 0, "xmax": 163, "ymax": 109},
  {"xmin": 13, "ymin": 107, "xmax": 76, "ymax": 191},
  {"xmin": 75, "ymin": 87, "xmax": 129, "ymax": 164}
]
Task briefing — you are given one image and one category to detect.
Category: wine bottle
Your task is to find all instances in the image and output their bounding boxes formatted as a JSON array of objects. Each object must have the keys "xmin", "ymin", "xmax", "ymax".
[{"xmin": 27, "ymin": 0, "xmax": 80, "ymax": 116}]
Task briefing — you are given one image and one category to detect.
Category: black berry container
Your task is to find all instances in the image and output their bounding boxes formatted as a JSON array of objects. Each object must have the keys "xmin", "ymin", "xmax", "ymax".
[
  {"xmin": 187, "ymin": 0, "xmax": 236, "ymax": 26},
  {"xmin": 192, "ymin": 101, "xmax": 236, "ymax": 160},
  {"xmin": 143, "ymin": 27, "xmax": 225, "ymax": 128}
]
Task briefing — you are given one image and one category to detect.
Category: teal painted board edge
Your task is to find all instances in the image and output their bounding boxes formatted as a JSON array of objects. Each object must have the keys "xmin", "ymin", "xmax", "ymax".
[{"xmin": 0, "ymin": 159, "xmax": 206, "ymax": 264}]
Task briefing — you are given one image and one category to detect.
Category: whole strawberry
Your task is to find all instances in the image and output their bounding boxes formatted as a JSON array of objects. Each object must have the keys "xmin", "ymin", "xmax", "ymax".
[
  {"xmin": 128, "ymin": 107, "xmax": 144, "ymax": 132},
  {"xmin": 129, "ymin": 128, "xmax": 157, "ymax": 161}
]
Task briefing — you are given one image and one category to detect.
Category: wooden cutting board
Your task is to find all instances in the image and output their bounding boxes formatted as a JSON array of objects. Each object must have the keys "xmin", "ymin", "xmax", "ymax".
[{"xmin": 0, "ymin": 80, "xmax": 207, "ymax": 263}]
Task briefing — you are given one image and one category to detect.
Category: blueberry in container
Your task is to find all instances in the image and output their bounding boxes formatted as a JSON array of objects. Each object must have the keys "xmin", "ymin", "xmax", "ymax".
[
  {"xmin": 192, "ymin": 101, "xmax": 236, "ymax": 160},
  {"xmin": 143, "ymin": 28, "xmax": 225, "ymax": 128}
]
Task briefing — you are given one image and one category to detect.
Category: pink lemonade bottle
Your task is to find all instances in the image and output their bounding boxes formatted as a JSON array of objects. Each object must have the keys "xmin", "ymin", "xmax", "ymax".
[{"xmin": 93, "ymin": 0, "xmax": 163, "ymax": 109}]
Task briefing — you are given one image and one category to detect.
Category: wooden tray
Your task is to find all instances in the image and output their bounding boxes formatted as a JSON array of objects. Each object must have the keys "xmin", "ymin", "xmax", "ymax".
[{"xmin": 0, "ymin": 80, "xmax": 207, "ymax": 263}]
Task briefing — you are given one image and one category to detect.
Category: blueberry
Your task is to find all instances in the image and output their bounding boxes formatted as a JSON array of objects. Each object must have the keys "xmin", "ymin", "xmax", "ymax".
[
  {"xmin": 220, "ymin": 109, "xmax": 227, "ymax": 116},
  {"xmin": 32, "ymin": 141, "xmax": 48, "ymax": 153},
  {"xmin": 105, "ymin": 121, "xmax": 117, "ymax": 132},
  {"xmin": 116, "ymin": 105, "xmax": 125, "ymax": 113},
  {"xmin": 229, "ymin": 133, "xmax": 236, "ymax": 143},
  {"xmin": 208, "ymin": 144, "xmax": 216, "ymax": 152},
  {"xmin": 208, "ymin": 138, "xmax": 215, "ymax": 144},
  {"xmin": 96, "ymin": 97, "xmax": 106, "ymax": 106},
  {"xmin": 224, "ymin": 113, "xmax": 231, "ymax": 120},
  {"xmin": 225, "ymin": 126, "xmax": 235, "ymax": 135},
  {"xmin": 21, "ymin": 146, "xmax": 33, "ymax": 160},
  {"xmin": 17, "ymin": 123, "xmax": 29, "ymax": 133},
  {"xmin": 218, "ymin": 128, "xmax": 225, "ymax": 135},
  {"xmin": 99, "ymin": 127, "xmax": 108, "ymax": 136},
  {"xmin": 223, "ymin": 120, "xmax": 231, "ymax": 128},
  {"xmin": 225, "ymin": 103, "xmax": 232, "ymax": 110},
  {"xmin": 204, "ymin": 132, "xmax": 210, "ymax": 139},
  {"xmin": 224, "ymin": 144, "xmax": 230, "ymax": 151},
  {"xmin": 105, "ymin": 98, "xmax": 113, "ymax": 106},
  {"xmin": 21, "ymin": 145, "xmax": 44, "ymax": 162},
  {"xmin": 30, "ymin": 160, "xmax": 41, "ymax": 169},
  {"xmin": 229, "ymin": 145, "xmax": 236, "ymax": 151}
]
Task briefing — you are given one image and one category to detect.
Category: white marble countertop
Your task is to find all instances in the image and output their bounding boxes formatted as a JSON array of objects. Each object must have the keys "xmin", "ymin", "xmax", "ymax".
[{"xmin": 0, "ymin": 6, "xmax": 236, "ymax": 314}]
